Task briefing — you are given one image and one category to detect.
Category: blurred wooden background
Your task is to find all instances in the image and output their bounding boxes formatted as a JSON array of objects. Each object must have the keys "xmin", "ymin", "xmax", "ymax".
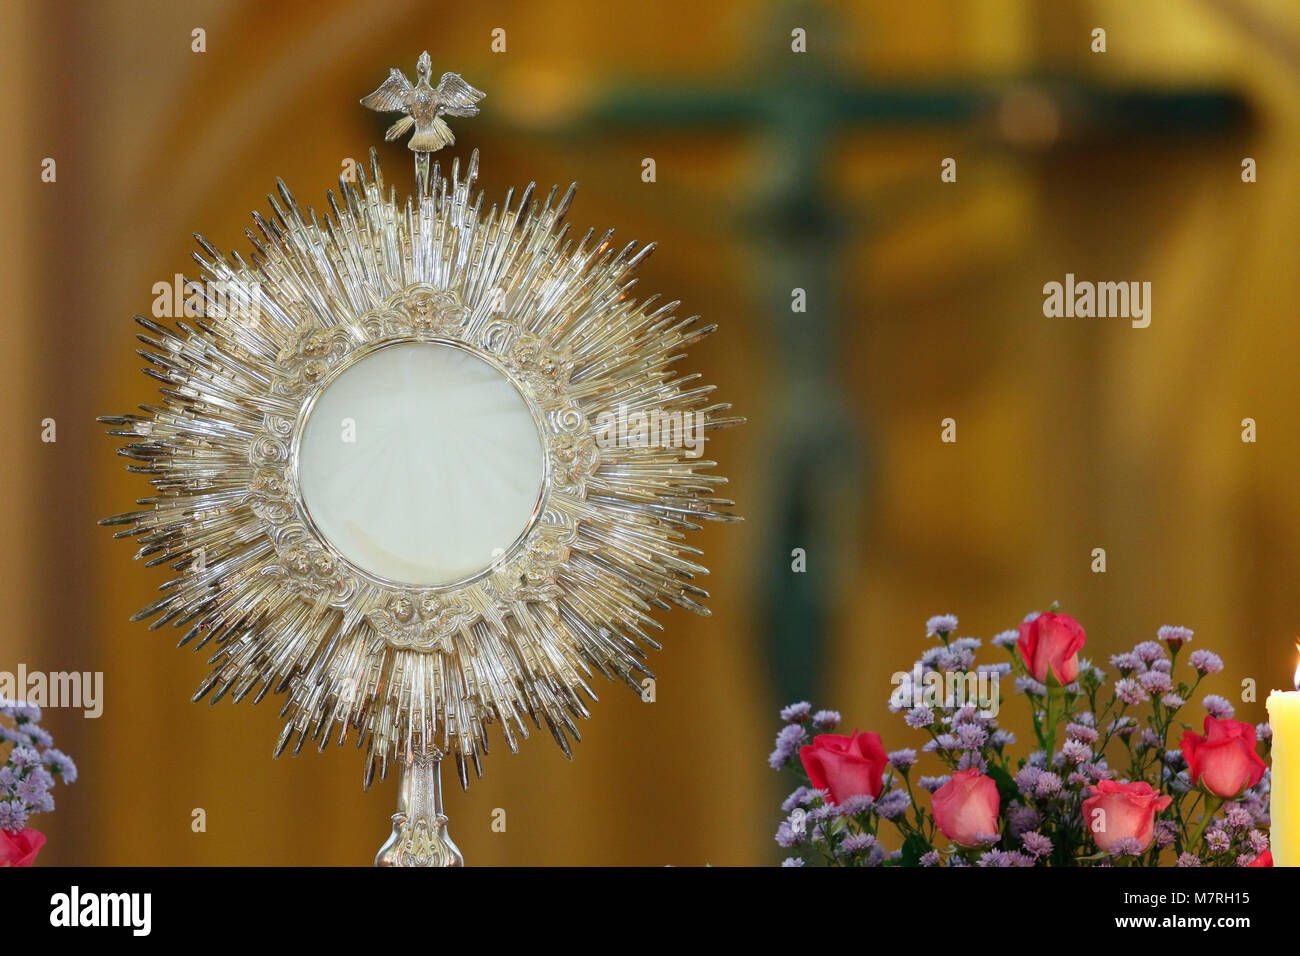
[{"xmin": 1, "ymin": 0, "xmax": 1298, "ymax": 864}]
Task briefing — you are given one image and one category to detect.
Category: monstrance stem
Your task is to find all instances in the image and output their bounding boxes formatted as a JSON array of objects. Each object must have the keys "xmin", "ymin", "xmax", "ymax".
[{"xmin": 374, "ymin": 744, "xmax": 464, "ymax": 867}]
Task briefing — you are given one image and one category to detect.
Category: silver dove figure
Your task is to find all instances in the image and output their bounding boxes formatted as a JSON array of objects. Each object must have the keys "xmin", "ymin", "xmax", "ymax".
[{"xmin": 360, "ymin": 51, "xmax": 485, "ymax": 152}]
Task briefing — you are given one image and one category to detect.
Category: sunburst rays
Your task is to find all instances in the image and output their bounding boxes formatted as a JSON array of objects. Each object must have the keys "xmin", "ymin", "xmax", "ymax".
[{"xmin": 101, "ymin": 148, "xmax": 740, "ymax": 790}]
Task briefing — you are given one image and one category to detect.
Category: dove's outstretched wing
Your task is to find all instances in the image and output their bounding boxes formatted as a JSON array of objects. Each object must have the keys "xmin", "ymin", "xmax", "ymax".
[
  {"xmin": 360, "ymin": 69, "xmax": 413, "ymax": 113},
  {"xmin": 435, "ymin": 72, "xmax": 485, "ymax": 117}
]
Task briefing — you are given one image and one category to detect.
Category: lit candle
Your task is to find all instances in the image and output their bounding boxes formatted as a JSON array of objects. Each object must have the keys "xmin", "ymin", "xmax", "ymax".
[{"xmin": 1266, "ymin": 654, "xmax": 1300, "ymax": 867}]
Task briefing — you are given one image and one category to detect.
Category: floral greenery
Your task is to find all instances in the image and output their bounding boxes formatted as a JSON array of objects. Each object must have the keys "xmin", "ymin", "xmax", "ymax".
[
  {"xmin": 769, "ymin": 609, "xmax": 1271, "ymax": 866},
  {"xmin": 0, "ymin": 698, "xmax": 76, "ymax": 833}
]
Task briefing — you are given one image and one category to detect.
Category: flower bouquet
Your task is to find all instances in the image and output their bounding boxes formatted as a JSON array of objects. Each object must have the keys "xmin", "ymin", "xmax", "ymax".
[
  {"xmin": 0, "ymin": 698, "xmax": 76, "ymax": 866},
  {"xmin": 770, "ymin": 609, "xmax": 1271, "ymax": 866}
]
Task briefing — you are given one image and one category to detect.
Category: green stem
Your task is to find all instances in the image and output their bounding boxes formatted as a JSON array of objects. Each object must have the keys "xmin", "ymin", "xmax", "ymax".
[
  {"xmin": 1186, "ymin": 794, "xmax": 1223, "ymax": 851},
  {"xmin": 1043, "ymin": 685, "xmax": 1066, "ymax": 756}
]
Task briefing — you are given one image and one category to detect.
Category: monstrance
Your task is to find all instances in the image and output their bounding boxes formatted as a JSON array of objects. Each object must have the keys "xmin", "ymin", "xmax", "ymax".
[{"xmin": 100, "ymin": 52, "xmax": 740, "ymax": 866}]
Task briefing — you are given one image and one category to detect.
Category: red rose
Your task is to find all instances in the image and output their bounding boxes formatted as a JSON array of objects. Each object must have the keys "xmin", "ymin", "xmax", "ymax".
[
  {"xmin": 1180, "ymin": 717, "xmax": 1267, "ymax": 798},
  {"xmin": 0, "ymin": 828, "xmax": 46, "ymax": 867},
  {"xmin": 799, "ymin": 730, "xmax": 887, "ymax": 804},
  {"xmin": 1017, "ymin": 612, "xmax": 1087, "ymax": 684},
  {"xmin": 1082, "ymin": 780, "xmax": 1171, "ymax": 852},
  {"xmin": 1248, "ymin": 850, "xmax": 1272, "ymax": 867},
  {"xmin": 931, "ymin": 768, "xmax": 1001, "ymax": 847}
]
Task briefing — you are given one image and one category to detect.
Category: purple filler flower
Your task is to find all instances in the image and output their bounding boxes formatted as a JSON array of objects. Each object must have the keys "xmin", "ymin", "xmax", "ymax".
[
  {"xmin": 21, "ymin": 724, "xmax": 53, "ymax": 747},
  {"xmin": 779, "ymin": 701, "xmax": 811, "ymax": 723},
  {"xmin": 1014, "ymin": 677, "xmax": 1048, "ymax": 696},
  {"xmin": 957, "ymin": 752, "xmax": 988, "ymax": 773},
  {"xmin": 1034, "ymin": 772, "xmax": 1063, "ymax": 798},
  {"xmin": 1154, "ymin": 820, "xmax": 1178, "ymax": 848},
  {"xmin": 1061, "ymin": 739, "xmax": 1091, "ymax": 765},
  {"xmin": 875, "ymin": 789, "xmax": 911, "ymax": 820},
  {"xmin": 1133, "ymin": 641, "xmax": 1166, "ymax": 663},
  {"xmin": 1108, "ymin": 716, "xmax": 1138, "ymax": 738},
  {"xmin": 835, "ymin": 793, "xmax": 875, "ymax": 817},
  {"xmin": 768, "ymin": 723, "xmax": 806, "ymax": 770},
  {"xmin": 992, "ymin": 630, "xmax": 1019, "ymax": 648},
  {"xmin": 9, "ymin": 746, "xmax": 40, "ymax": 770},
  {"xmin": 841, "ymin": 832, "xmax": 878, "ymax": 853},
  {"xmin": 1108, "ymin": 837, "xmax": 1143, "ymax": 858},
  {"xmin": 1109, "ymin": 653, "xmax": 1143, "ymax": 674},
  {"xmin": 1206, "ymin": 829, "xmax": 1231, "ymax": 853},
  {"xmin": 991, "ymin": 729, "xmax": 1017, "ymax": 748},
  {"xmin": 1137, "ymin": 670, "xmax": 1173, "ymax": 695},
  {"xmin": 918, "ymin": 775, "xmax": 950, "ymax": 794},
  {"xmin": 1021, "ymin": 831, "xmax": 1052, "ymax": 858},
  {"xmin": 1188, "ymin": 650, "xmax": 1223, "ymax": 675},
  {"xmin": 1203, "ymin": 695, "xmax": 1235, "ymax": 720},
  {"xmin": 1015, "ymin": 766, "xmax": 1042, "ymax": 794},
  {"xmin": 1224, "ymin": 805, "xmax": 1252, "ymax": 830},
  {"xmin": 1158, "ymin": 625, "xmax": 1194, "ymax": 648},
  {"xmin": 0, "ymin": 725, "xmax": 26, "ymax": 745},
  {"xmin": 774, "ymin": 821, "xmax": 803, "ymax": 848},
  {"xmin": 1008, "ymin": 806, "xmax": 1041, "ymax": 836},
  {"xmin": 888, "ymin": 748, "xmax": 917, "ymax": 772},
  {"xmin": 1115, "ymin": 678, "xmax": 1148, "ymax": 706},
  {"xmin": 811, "ymin": 709, "xmax": 841, "ymax": 730},
  {"xmin": 926, "ymin": 614, "xmax": 958, "ymax": 638},
  {"xmin": 0, "ymin": 801, "xmax": 29, "ymax": 831},
  {"xmin": 904, "ymin": 706, "xmax": 935, "ymax": 729},
  {"xmin": 1066, "ymin": 723, "xmax": 1099, "ymax": 744},
  {"xmin": 781, "ymin": 787, "xmax": 815, "ymax": 812},
  {"xmin": 42, "ymin": 750, "xmax": 76, "ymax": 783}
]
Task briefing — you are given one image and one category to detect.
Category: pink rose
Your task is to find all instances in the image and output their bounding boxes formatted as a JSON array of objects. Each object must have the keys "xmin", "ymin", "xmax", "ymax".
[
  {"xmin": 1017, "ymin": 612, "xmax": 1087, "ymax": 684},
  {"xmin": 931, "ymin": 768, "xmax": 1001, "ymax": 847},
  {"xmin": 1082, "ymin": 780, "xmax": 1171, "ymax": 852},
  {"xmin": 1248, "ymin": 850, "xmax": 1272, "ymax": 867},
  {"xmin": 1180, "ymin": 717, "xmax": 1267, "ymax": 798},
  {"xmin": 799, "ymin": 730, "xmax": 888, "ymax": 804},
  {"xmin": 0, "ymin": 828, "xmax": 45, "ymax": 867}
]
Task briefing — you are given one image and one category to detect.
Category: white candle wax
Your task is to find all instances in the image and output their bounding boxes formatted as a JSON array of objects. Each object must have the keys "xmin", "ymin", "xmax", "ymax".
[
  {"xmin": 1268, "ymin": 688, "xmax": 1300, "ymax": 866},
  {"xmin": 298, "ymin": 342, "xmax": 545, "ymax": 586}
]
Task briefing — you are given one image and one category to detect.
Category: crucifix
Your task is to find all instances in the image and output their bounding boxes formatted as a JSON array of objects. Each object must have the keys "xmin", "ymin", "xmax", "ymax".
[{"xmin": 442, "ymin": 2, "xmax": 1248, "ymax": 709}]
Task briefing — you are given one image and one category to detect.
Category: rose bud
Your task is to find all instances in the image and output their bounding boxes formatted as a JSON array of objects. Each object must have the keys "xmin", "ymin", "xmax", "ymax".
[
  {"xmin": 0, "ymin": 828, "xmax": 46, "ymax": 867},
  {"xmin": 1017, "ymin": 612, "xmax": 1087, "ymax": 685},
  {"xmin": 798, "ymin": 730, "xmax": 888, "ymax": 804},
  {"xmin": 1082, "ymin": 780, "xmax": 1171, "ymax": 853},
  {"xmin": 1248, "ymin": 850, "xmax": 1272, "ymax": 867},
  {"xmin": 1180, "ymin": 717, "xmax": 1267, "ymax": 798},
  {"xmin": 931, "ymin": 767, "xmax": 1001, "ymax": 847}
]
